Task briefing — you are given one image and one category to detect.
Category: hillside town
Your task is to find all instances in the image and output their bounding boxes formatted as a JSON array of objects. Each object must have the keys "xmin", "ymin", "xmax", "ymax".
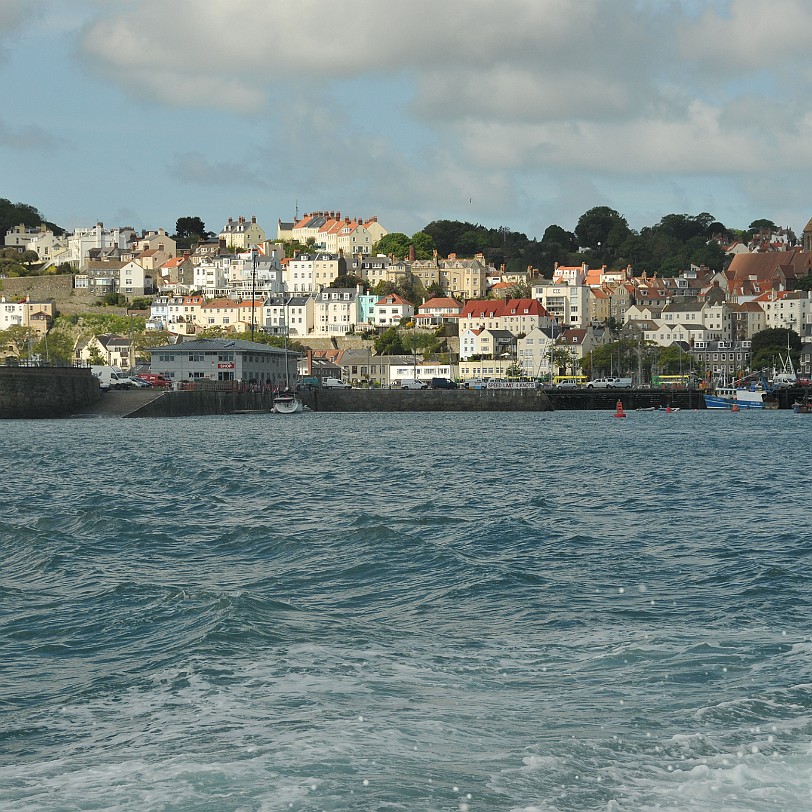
[{"xmin": 3, "ymin": 209, "xmax": 812, "ymax": 389}]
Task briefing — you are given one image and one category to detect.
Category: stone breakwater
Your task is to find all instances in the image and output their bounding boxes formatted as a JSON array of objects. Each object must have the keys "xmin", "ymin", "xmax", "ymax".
[
  {"xmin": 0, "ymin": 367, "xmax": 100, "ymax": 419},
  {"xmin": 121, "ymin": 387, "xmax": 555, "ymax": 417}
]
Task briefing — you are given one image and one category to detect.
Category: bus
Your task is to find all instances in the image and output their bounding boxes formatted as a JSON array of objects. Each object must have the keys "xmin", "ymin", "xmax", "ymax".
[
  {"xmin": 651, "ymin": 374, "xmax": 698, "ymax": 389},
  {"xmin": 552, "ymin": 375, "xmax": 588, "ymax": 389}
]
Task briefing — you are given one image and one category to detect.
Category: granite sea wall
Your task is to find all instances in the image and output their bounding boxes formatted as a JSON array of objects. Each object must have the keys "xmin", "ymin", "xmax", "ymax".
[{"xmin": 0, "ymin": 366, "xmax": 100, "ymax": 418}]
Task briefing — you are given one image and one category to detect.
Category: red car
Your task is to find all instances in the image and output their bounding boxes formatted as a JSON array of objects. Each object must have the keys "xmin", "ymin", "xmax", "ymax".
[{"xmin": 137, "ymin": 373, "xmax": 172, "ymax": 388}]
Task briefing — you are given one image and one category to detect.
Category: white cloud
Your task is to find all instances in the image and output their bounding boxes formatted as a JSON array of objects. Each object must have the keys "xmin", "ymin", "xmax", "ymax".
[{"xmin": 64, "ymin": 0, "xmax": 812, "ymax": 218}]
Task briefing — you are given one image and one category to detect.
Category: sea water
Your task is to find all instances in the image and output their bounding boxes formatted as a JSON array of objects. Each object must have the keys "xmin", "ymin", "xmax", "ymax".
[{"xmin": 1, "ymin": 410, "xmax": 811, "ymax": 811}]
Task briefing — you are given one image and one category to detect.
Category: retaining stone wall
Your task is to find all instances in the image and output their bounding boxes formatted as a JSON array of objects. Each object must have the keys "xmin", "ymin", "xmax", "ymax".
[{"xmin": 0, "ymin": 367, "xmax": 100, "ymax": 418}]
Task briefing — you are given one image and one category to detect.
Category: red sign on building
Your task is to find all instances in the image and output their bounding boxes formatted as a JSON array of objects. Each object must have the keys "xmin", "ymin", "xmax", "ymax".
[{"xmin": 217, "ymin": 362, "xmax": 235, "ymax": 369}]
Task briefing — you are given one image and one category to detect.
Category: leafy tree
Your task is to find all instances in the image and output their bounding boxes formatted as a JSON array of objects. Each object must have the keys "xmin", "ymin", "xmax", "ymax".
[
  {"xmin": 410, "ymin": 231, "xmax": 436, "ymax": 260},
  {"xmin": 550, "ymin": 347, "xmax": 577, "ymax": 375},
  {"xmin": 33, "ymin": 327, "xmax": 74, "ymax": 364},
  {"xmin": 583, "ymin": 338, "xmax": 638, "ymax": 376},
  {"xmin": 174, "ymin": 216, "xmax": 209, "ymax": 244},
  {"xmin": 133, "ymin": 329, "xmax": 173, "ymax": 360},
  {"xmin": 541, "ymin": 224, "xmax": 576, "ymax": 251},
  {"xmin": 750, "ymin": 327, "xmax": 801, "ymax": 370},
  {"xmin": 331, "ymin": 273, "xmax": 363, "ymax": 288},
  {"xmin": 748, "ymin": 218, "xmax": 776, "ymax": 233},
  {"xmin": 0, "ymin": 198, "xmax": 44, "ymax": 239},
  {"xmin": 505, "ymin": 282, "xmax": 531, "ymax": 299},
  {"xmin": 574, "ymin": 206, "xmax": 631, "ymax": 253},
  {"xmin": 97, "ymin": 293, "xmax": 128, "ymax": 307},
  {"xmin": 795, "ymin": 274, "xmax": 812, "ymax": 291},
  {"xmin": 374, "ymin": 326, "xmax": 406, "ymax": 355},
  {"xmin": 424, "ymin": 281, "xmax": 446, "ymax": 299},
  {"xmin": 0, "ymin": 325, "xmax": 35, "ymax": 359},
  {"xmin": 86, "ymin": 346, "xmax": 105, "ymax": 365},
  {"xmin": 373, "ymin": 233, "xmax": 411, "ymax": 259},
  {"xmin": 655, "ymin": 344, "xmax": 695, "ymax": 374}
]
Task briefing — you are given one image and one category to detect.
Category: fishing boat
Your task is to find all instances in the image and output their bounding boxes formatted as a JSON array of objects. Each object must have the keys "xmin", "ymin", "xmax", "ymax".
[
  {"xmin": 704, "ymin": 385, "xmax": 768, "ymax": 409},
  {"xmin": 704, "ymin": 370, "xmax": 775, "ymax": 410}
]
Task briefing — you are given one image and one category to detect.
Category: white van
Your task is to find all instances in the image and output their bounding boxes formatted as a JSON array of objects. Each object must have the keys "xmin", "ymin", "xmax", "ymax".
[
  {"xmin": 772, "ymin": 373, "xmax": 797, "ymax": 388},
  {"xmin": 90, "ymin": 365, "xmax": 136, "ymax": 391},
  {"xmin": 322, "ymin": 377, "xmax": 351, "ymax": 389}
]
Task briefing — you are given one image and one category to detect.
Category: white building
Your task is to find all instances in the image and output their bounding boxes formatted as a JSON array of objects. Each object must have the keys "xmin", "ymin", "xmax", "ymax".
[
  {"xmin": 516, "ymin": 326, "xmax": 556, "ymax": 377},
  {"xmin": 313, "ymin": 287, "xmax": 362, "ymax": 337},
  {"xmin": 531, "ymin": 281, "xmax": 591, "ymax": 327},
  {"xmin": 64, "ymin": 223, "xmax": 136, "ymax": 269}
]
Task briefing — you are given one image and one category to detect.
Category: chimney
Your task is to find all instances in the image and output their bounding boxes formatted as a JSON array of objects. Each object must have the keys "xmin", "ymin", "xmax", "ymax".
[
  {"xmin": 228, "ymin": 217, "xmax": 233, "ymax": 224},
  {"xmin": 251, "ymin": 215, "xmax": 256, "ymax": 224},
  {"xmin": 409, "ymin": 243, "xmax": 415, "ymax": 262}
]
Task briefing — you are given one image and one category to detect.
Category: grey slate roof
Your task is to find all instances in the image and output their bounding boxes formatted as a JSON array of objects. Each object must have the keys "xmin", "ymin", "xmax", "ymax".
[{"xmin": 145, "ymin": 337, "xmax": 289, "ymax": 355}]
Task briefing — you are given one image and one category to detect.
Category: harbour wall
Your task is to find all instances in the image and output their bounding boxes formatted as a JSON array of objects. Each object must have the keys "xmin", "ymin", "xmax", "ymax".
[
  {"xmin": 123, "ymin": 386, "xmax": 712, "ymax": 417},
  {"xmin": 0, "ymin": 366, "xmax": 100, "ymax": 418}
]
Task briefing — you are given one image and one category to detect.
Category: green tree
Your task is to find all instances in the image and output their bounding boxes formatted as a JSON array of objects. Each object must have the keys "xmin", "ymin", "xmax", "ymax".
[
  {"xmin": 0, "ymin": 325, "xmax": 34, "ymax": 359},
  {"xmin": 0, "ymin": 198, "xmax": 44, "ymax": 239},
  {"xmin": 574, "ymin": 206, "xmax": 631, "ymax": 253},
  {"xmin": 541, "ymin": 224, "xmax": 576, "ymax": 251},
  {"xmin": 373, "ymin": 233, "xmax": 411, "ymax": 259},
  {"xmin": 331, "ymin": 273, "xmax": 364, "ymax": 288},
  {"xmin": 550, "ymin": 346, "xmax": 576, "ymax": 375},
  {"xmin": 373, "ymin": 326, "xmax": 406, "ymax": 355},
  {"xmin": 655, "ymin": 344, "xmax": 695, "ymax": 374},
  {"xmin": 748, "ymin": 218, "xmax": 776, "ymax": 234},
  {"xmin": 34, "ymin": 327, "xmax": 74, "ymax": 364},
  {"xmin": 410, "ymin": 231, "xmax": 436, "ymax": 260},
  {"xmin": 174, "ymin": 216, "xmax": 209, "ymax": 245},
  {"xmin": 585, "ymin": 338, "xmax": 638, "ymax": 376},
  {"xmin": 750, "ymin": 327, "xmax": 801, "ymax": 370}
]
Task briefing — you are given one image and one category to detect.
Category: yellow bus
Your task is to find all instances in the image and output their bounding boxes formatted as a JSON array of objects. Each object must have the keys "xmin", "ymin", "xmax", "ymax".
[{"xmin": 553, "ymin": 375, "xmax": 588, "ymax": 389}]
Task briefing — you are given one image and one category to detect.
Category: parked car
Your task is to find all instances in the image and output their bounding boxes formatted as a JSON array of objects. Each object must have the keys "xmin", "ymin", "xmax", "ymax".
[
  {"xmin": 586, "ymin": 377, "xmax": 633, "ymax": 389},
  {"xmin": 401, "ymin": 379, "xmax": 428, "ymax": 390},
  {"xmin": 322, "ymin": 377, "xmax": 351, "ymax": 389},
  {"xmin": 137, "ymin": 373, "xmax": 172, "ymax": 388},
  {"xmin": 129, "ymin": 377, "xmax": 152, "ymax": 388},
  {"xmin": 430, "ymin": 377, "xmax": 458, "ymax": 389}
]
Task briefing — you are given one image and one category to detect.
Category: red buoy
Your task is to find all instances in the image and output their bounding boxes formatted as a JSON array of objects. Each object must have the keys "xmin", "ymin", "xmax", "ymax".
[{"xmin": 614, "ymin": 399, "xmax": 626, "ymax": 418}]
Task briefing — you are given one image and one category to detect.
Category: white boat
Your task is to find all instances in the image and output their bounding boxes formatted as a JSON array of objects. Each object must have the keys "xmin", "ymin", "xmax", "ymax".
[
  {"xmin": 272, "ymin": 324, "xmax": 305, "ymax": 414},
  {"xmin": 272, "ymin": 390, "xmax": 304, "ymax": 414}
]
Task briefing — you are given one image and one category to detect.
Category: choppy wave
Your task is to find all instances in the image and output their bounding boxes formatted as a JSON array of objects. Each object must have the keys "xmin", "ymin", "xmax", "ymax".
[{"xmin": 1, "ymin": 411, "xmax": 811, "ymax": 810}]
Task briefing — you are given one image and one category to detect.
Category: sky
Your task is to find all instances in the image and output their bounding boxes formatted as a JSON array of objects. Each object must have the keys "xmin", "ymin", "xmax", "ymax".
[{"xmin": 3, "ymin": 0, "xmax": 812, "ymax": 242}]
